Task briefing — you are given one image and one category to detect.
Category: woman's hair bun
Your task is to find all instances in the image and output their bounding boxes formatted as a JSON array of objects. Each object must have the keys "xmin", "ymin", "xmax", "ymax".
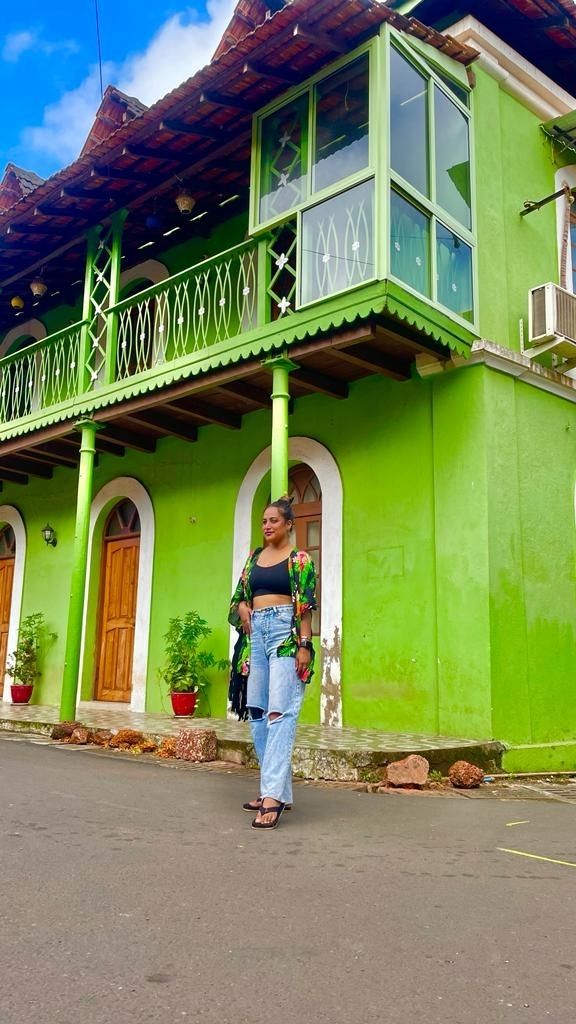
[{"xmin": 265, "ymin": 494, "xmax": 295, "ymax": 523}]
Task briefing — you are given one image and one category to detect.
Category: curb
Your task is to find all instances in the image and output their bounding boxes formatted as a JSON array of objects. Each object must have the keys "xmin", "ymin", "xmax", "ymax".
[{"xmin": 0, "ymin": 716, "xmax": 506, "ymax": 782}]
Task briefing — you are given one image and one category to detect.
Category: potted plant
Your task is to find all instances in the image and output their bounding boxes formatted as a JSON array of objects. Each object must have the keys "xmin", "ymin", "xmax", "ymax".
[
  {"xmin": 158, "ymin": 611, "xmax": 228, "ymax": 717},
  {"xmin": 7, "ymin": 613, "xmax": 57, "ymax": 704}
]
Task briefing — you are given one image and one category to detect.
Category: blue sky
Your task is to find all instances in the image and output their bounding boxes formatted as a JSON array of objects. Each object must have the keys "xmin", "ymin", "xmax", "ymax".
[{"xmin": 0, "ymin": 0, "xmax": 237, "ymax": 180}]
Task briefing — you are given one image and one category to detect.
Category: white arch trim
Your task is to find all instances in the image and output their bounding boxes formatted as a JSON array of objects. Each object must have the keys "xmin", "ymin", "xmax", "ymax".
[
  {"xmin": 0, "ymin": 506, "xmax": 26, "ymax": 704},
  {"xmin": 120, "ymin": 259, "xmax": 169, "ymax": 292},
  {"xmin": 80, "ymin": 478, "xmax": 154, "ymax": 713},
  {"xmin": 1, "ymin": 318, "xmax": 46, "ymax": 358},
  {"xmin": 232, "ymin": 437, "xmax": 343, "ymax": 727}
]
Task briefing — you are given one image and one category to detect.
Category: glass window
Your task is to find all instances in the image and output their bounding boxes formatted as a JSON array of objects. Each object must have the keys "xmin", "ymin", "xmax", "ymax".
[
  {"xmin": 301, "ymin": 179, "xmax": 375, "ymax": 305},
  {"xmin": 259, "ymin": 94, "xmax": 309, "ymax": 223},
  {"xmin": 313, "ymin": 54, "xmax": 370, "ymax": 194},
  {"xmin": 436, "ymin": 224, "xmax": 473, "ymax": 321},
  {"xmin": 390, "ymin": 47, "xmax": 428, "ymax": 197},
  {"xmin": 105, "ymin": 499, "xmax": 141, "ymax": 537},
  {"xmin": 434, "ymin": 87, "xmax": 471, "ymax": 229},
  {"xmin": 434, "ymin": 69, "xmax": 469, "ymax": 107},
  {"xmin": 390, "ymin": 190, "xmax": 430, "ymax": 297}
]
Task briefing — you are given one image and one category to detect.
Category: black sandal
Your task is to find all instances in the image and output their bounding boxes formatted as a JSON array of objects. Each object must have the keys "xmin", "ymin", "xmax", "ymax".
[
  {"xmin": 251, "ymin": 801, "xmax": 285, "ymax": 830},
  {"xmin": 243, "ymin": 798, "xmax": 292, "ymax": 812}
]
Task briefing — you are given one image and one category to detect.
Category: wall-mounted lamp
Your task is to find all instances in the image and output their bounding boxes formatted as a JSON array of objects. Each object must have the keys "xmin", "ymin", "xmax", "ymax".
[
  {"xmin": 41, "ymin": 523, "xmax": 57, "ymax": 547},
  {"xmin": 10, "ymin": 295, "xmax": 25, "ymax": 310}
]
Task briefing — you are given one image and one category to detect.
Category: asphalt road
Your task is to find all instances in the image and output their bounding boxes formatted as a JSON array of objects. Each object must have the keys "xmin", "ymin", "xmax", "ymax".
[{"xmin": 1, "ymin": 735, "xmax": 575, "ymax": 1024}]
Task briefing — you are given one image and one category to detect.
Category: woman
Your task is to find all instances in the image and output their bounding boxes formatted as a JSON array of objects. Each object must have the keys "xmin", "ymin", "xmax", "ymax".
[{"xmin": 229, "ymin": 496, "xmax": 317, "ymax": 830}]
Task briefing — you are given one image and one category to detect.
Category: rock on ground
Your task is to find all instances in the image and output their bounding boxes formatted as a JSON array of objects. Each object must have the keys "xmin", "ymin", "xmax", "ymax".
[
  {"xmin": 175, "ymin": 729, "xmax": 218, "ymax": 763},
  {"xmin": 68, "ymin": 727, "xmax": 91, "ymax": 745},
  {"xmin": 92, "ymin": 729, "xmax": 114, "ymax": 747},
  {"xmin": 51, "ymin": 721, "xmax": 84, "ymax": 741},
  {"xmin": 448, "ymin": 760, "xmax": 485, "ymax": 789},
  {"xmin": 155, "ymin": 737, "xmax": 178, "ymax": 759},
  {"xmin": 386, "ymin": 754, "xmax": 430, "ymax": 788},
  {"xmin": 109, "ymin": 729, "xmax": 146, "ymax": 749}
]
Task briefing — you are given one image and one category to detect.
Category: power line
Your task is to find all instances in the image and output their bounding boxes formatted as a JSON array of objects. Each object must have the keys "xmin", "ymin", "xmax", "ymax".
[{"xmin": 94, "ymin": 0, "xmax": 104, "ymax": 101}]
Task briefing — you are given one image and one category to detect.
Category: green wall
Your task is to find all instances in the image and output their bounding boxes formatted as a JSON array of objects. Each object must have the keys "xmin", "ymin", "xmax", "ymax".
[
  {"xmin": 3, "ymin": 362, "xmax": 575, "ymax": 748},
  {"xmin": 473, "ymin": 68, "xmax": 559, "ymax": 352}
]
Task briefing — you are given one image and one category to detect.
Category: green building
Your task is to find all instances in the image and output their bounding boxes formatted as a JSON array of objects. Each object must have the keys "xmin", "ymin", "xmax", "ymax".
[{"xmin": 0, "ymin": 0, "xmax": 575, "ymax": 769}]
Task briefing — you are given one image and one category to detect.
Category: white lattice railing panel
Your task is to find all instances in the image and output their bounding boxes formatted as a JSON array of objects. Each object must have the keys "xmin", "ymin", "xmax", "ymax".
[
  {"xmin": 114, "ymin": 241, "xmax": 258, "ymax": 381},
  {"xmin": 0, "ymin": 324, "xmax": 82, "ymax": 425}
]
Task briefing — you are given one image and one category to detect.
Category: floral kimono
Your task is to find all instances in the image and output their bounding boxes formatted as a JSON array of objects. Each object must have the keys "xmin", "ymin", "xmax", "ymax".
[{"xmin": 228, "ymin": 548, "xmax": 317, "ymax": 715}]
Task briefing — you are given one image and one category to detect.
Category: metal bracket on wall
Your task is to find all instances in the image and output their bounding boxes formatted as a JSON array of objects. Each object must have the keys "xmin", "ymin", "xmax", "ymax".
[{"xmin": 520, "ymin": 185, "xmax": 576, "ymax": 217}]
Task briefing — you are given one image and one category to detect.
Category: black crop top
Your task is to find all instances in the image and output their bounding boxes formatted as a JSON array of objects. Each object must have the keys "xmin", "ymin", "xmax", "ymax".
[{"xmin": 249, "ymin": 558, "xmax": 291, "ymax": 598}]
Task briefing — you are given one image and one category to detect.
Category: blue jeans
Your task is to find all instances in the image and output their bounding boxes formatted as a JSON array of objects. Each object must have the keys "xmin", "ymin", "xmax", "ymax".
[{"xmin": 247, "ymin": 605, "xmax": 305, "ymax": 805}]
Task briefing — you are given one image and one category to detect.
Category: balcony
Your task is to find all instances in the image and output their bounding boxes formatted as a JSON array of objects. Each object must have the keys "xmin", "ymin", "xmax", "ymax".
[
  {"xmin": 0, "ymin": 240, "xmax": 264, "ymax": 436},
  {"xmin": 0, "ymin": 229, "xmax": 417, "ymax": 443},
  {"xmin": 0, "ymin": 228, "xmax": 475, "ymax": 449}
]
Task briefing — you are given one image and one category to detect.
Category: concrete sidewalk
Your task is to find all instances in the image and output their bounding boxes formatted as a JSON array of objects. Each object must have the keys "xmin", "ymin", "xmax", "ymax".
[{"xmin": 0, "ymin": 699, "xmax": 504, "ymax": 780}]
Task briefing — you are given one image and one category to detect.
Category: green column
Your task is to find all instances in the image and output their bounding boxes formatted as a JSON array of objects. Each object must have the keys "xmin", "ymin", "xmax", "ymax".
[
  {"xmin": 265, "ymin": 355, "xmax": 298, "ymax": 499},
  {"xmin": 59, "ymin": 419, "xmax": 99, "ymax": 722}
]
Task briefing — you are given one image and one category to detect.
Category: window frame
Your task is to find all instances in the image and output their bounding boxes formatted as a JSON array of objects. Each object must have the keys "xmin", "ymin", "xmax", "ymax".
[
  {"xmin": 250, "ymin": 39, "xmax": 378, "ymax": 237},
  {"xmin": 249, "ymin": 26, "xmax": 477, "ymax": 329},
  {"xmin": 385, "ymin": 29, "xmax": 478, "ymax": 330}
]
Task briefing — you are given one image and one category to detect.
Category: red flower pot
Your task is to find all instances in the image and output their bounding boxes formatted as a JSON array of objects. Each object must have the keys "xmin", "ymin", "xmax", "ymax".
[
  {"xmin": 170, "ymin": 691, "xmax": 198, "ymax": 717},
  {"xmin": 11, "ymin": 684, "xmax": 34, "ymax": 704}
]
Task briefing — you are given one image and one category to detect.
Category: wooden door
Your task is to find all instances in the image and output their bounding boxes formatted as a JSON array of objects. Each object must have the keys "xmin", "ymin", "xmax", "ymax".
[
  {"xmin": 0, "ymin": 557, "xmax": 15, "ymax": 697},
  {"xmin": 289, "ymin": 464, "xmax": 322, "ymax": 635},
  {"xmin": 95, "ymin": 533, "xmax": 140, "ymax": 702}
]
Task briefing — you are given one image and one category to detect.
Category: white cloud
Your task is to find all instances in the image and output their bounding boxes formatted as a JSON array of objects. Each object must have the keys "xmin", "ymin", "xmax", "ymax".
[
  {"xmin": 3, "ymin": 31, "xmax": 35, "ymax": 62},
  {"xmin": 117, "ymin": 0, "xmax": 237, "ymax": 105},
  {"xmin": 17, "ymin": 0, "xmax": 237, "ymax": 169},
  {"xmin": 2, "ymin": 29, "xmax": 78, "ymax": 63},
  {"xmin": 21, "ymin": 65, "xmax": 114, "ymax": 164}
]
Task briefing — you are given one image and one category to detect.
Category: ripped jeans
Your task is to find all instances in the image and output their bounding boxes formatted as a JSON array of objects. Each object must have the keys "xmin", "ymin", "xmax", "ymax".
[{"xmin": 247, "ymin": 605, "xmax": 305, "ymax": 805}]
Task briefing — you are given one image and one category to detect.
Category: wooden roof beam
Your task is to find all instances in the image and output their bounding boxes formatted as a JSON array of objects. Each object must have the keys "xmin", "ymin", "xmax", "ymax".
[
  {"xmin": 243, "ymin": 61, "xmax": 301, "ymax": 85},
  {"xmin": 98, "ymin": 424, "xmax": 156, "ymax": 453},
  {"xmin": 18, "ymin": 447, "xmax": 75, "ymax": 469},
  {"xmin": 6, "ymin": 222, "xmax": 65, "ymax": 236},
  {"xmin": 166, "ymin": 398, "xmax": 241, "ymax": 429},
  {"xmin": 291, "ymin": 367, "xmax": 349, "ymax": 399},
  {"xmin": 91, "ymin": 166, "xmax": 152, "ymax": 184},
  {"xmin": 159, "ymin": 119, "xmax": 228, "ymax": 140},
  {"xmin": 34, "ymin": 204, "xmax": 89, "ymax": 219},
  {"xmin": 0, "ymin": 455, "xmax": 53, "ymax": 479},
  {"xmin": 332, "ymin": 343, "xmax": 410, "ymax": 381},
  {"xmin": 292, "ymin": 22, "xmax": 348, "ymax": 54},
  {"xmin": 199, "ymin": 91, "xmax": 256, "ymax": 113},
  {"xmin": 29, "ymin": 442, "xmax": 79, "ymax": 466},
  {"xmin": 122, "ymin": 144, "xmax": 182, "ymax": 162},
  {"xmin": 0, "ymin": 466, "xmax": 29, "ymax": 484},
  {"xmin": 60, "ymin": 186, "xmax": 109, "ymax": 202},
  {"xmin": 124, "ymin": 411, "xmax": 198, "ymax": 442},
  {"xmin": 218, "ymin": 381, "xmax": 270, "ymax": 407}
]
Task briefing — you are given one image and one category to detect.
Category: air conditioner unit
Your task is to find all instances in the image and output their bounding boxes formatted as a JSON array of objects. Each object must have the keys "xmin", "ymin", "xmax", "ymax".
[{"xmin": 526, "ymin": 282, "xmax": 576, "ymax": 361}]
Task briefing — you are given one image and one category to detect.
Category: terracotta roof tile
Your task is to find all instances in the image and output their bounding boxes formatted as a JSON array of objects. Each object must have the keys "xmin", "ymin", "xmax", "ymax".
[{"xmin": 0, "ymin": 164, "xmax": 45, "ymax": 212}]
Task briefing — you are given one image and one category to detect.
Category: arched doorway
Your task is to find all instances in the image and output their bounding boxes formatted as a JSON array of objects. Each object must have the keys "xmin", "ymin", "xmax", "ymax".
[
  {"xmin": 288, "ymin": 463, "xmax": 322, "ymax": 636},
  {"xmin": 94, "ymin": 499, "xmax": 141, "ymax": 702},
  {"xmin": 0, "ymin": 525, "xmax": 15, "ymax": 696}
]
